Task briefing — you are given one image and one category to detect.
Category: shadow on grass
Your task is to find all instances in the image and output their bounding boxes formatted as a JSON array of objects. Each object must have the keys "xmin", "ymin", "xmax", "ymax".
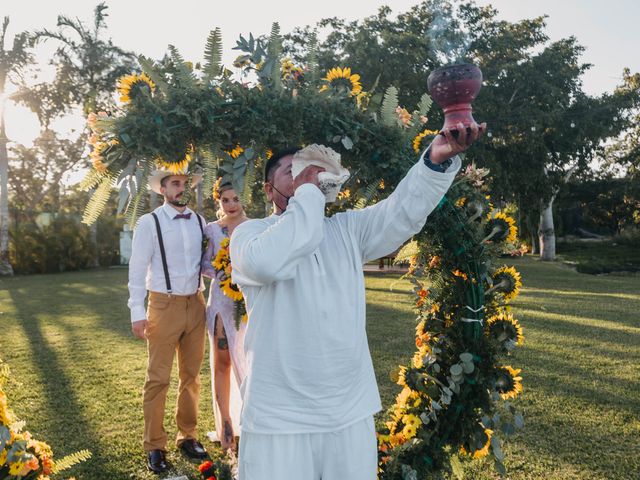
[{"xmin": 7, "ymin": 286, "xmax": 126, "ymax": 479}]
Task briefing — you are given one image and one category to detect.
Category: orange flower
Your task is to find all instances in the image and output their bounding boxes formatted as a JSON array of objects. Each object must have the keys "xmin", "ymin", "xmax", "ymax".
[
  {"xmin": 428, "ymin": 256, "xmax": 441, "ymax": 269},
  {"xmin": 452, "ymin": 269, "xmax": 468, "ymax": 280},
  {"xmin": 199, "ymin": 460, "xmax": 213, "ymax": 473}
]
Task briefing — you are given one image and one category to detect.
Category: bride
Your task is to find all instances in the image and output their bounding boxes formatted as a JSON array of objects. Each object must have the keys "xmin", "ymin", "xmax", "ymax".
[{"xmin": 201, "ymin": 179, "xmax": 249, "ymax": 451}]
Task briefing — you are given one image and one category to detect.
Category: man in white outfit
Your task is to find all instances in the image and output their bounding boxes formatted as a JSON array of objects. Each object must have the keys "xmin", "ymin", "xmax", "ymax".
[{"xmin": 230, "ymin": 122, "xmax": 485, "ymax": 479}]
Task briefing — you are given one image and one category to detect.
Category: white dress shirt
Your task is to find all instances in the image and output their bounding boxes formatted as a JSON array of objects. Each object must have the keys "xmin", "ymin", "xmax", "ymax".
[
  {"xmin": 127, "ymin": 203, "xmax": 205, "ymax": 322},
  {"xmin": 230, "ymin": 152, "xmax": 461, "ymax": 434}
]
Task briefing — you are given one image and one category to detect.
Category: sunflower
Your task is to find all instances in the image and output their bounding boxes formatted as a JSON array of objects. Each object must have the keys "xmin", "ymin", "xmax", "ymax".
[
  {"xmin": 412, "ymin": 129, "xmax": 440, "ymax": 153},
  {"xmin": 156, "ymin": 144, "xmax": 194, "ymax": 175},
  {"xmin": 460, "ymin": 428, "xmax": 493, "ymax": 459},
  {"xmin": 495, "ymin": 366, "xmax": 523, "ymax": 400},
  {"xmin": 265, "ymin": 148, "xmax": 273, "ymax": 160},
  {"xmin": 319, "ymin": 67, "xmax": 362, "ymax": 96},
  {"xmin": 402, "ymin": 414, "xmax": 420, "ymax": 429},
  {"xmin": 117, "ymin": 73, "xmax": 155, "ymax": 104},
  {"xmin": 486, "ymin": 311, "xmax": 524, "ymax": 348},
  {"xmin": 212, "ymin": 239, "xmax": 230, "ymax": 271},
  {"xmin": 89, "ymin": 139, "xmax": 118, "ymax": 173},
  {"xmin": 402, "ymin": 423, "xmax": 417, "ymax": 440},
  {"xmin": 212, "ymin": 177, "xmax": 223, "ymax": 201},
  {"xmin": 225, "ymin": 145, "xmax": 244, "ymax": 159},
  {"xmin": 484, "ymin": 212, "xmax": 517, "ymax": 244},
  {"xmin": 490, "ymin": 265, "xmax": 523, "ymax": 301},
  {"xmin": 222, "ymin": 280, "xmax": 244, "ymax": 302}
]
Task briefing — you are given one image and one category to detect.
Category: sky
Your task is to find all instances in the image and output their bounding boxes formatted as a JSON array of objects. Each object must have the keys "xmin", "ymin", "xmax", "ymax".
[{"xmin": 2, "ymin": 0, "xmax": 639, "ymax": 148}]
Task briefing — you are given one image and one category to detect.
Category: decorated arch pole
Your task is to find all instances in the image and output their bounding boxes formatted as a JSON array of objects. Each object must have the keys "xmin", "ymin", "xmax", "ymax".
[{"xmin": 81, "ymin": 24, "xmax": 525, "ymax": 478}]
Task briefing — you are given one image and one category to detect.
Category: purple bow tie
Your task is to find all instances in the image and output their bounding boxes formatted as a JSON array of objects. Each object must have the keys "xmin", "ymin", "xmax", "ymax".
[{"xmin": 173, "ymin": 212, "xmax": 192, "ymax": 220}]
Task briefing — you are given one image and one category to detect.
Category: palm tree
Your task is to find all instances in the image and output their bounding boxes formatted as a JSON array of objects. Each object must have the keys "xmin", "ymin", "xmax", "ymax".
[
  {"xmin": 0, "ymin": 17, "xmax": 32, "ymax": 276},
  {"xmin": 34, "ymin": 2, "xmax": 136, "ymax": 116},
  {"xmin": 34, "ymin": 2, "xmax": 136, "ymax": 267}
]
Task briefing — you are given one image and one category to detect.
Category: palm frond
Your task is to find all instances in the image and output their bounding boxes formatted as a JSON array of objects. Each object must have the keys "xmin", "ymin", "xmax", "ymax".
[
  {"xmin": 380, "ymin": 86, "xmax": 399, "ymax": 127},
  {"xmin": 94, "ymin": 2, "xmax": 109, "ymax": 33},
  {"xmin": 1, "ymin": 17, "xmax": 9, "ymax": 51},
  {"xmin": 203, "ymin": 27, "xmax": 223, "ymax": 82},
  {"xmin": 82, "ymin": 174, "xmax": 115, "ymax": 225}
]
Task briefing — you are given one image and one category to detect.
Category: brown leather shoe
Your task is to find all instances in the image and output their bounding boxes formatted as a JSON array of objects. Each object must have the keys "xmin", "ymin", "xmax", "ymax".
[
  {"xmin": 147, "ymin": 449, "xmax": 169, "ymax": 474},
  {"xmin": 179, "ymin": 438, "xmax": 208, "ymax": 460}
]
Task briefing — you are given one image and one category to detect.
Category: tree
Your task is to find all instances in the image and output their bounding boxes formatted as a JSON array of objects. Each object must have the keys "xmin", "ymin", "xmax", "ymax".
[
  {"xmin": 284, "ymin": 0, "xmax": 640, "ymax": 259},
  {"xmin": 9, "ymin": 129, "xmax": 85, "ymax": 221},
  {"xmin": 32, "ymin": 2, "xmax": 136, "ymax": 266},
  {"xmin": 0, "ymin": 17, "xmax": 32, "ymax": 275}
]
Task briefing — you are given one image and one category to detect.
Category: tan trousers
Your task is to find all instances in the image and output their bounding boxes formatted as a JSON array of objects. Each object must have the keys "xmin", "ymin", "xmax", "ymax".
[{"xmin": 143, "ymin": 291, "xmax": 206, "ymax": 452}]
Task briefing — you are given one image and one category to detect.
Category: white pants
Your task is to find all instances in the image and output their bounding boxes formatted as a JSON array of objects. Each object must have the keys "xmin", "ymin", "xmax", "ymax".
[{"xmin": 238, "ymin": 416, "xmax": 377, "ymax": 480}]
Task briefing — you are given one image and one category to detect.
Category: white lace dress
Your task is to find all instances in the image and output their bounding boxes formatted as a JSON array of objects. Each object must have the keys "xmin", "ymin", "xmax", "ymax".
[{"xmin": 201, "ymin": 222, "xmax": 247, "ymax": 441}]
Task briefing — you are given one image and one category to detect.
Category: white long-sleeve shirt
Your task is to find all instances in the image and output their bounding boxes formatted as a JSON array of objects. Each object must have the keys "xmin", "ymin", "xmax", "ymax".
[
  {"xmin": 230, "ymin": 152, "xmax": 461, "ymax": 434},
  {"xmin": 127, "ymin": 203, "xmax": 204, "ymax": 322}
]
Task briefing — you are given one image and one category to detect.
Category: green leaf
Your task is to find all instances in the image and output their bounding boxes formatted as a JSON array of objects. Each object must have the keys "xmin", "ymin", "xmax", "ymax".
[
  {"xmin": 117, "ymin": 182, "xmax": 130, "ymax": 214},
  {"xmin": 380, "ymin": 86, "xmax": 399, "ymax": 127},
  {"xmin": 203, "ymin": 27, "xmax": 223, "ymax": 82},
  {"xmin": 450, "ymin": 455, "xmax": 465, "ymax": 480},
  {"xmin": 459, "ymin": 352, "xmax": 473, "ymax": 363},
  {"xmin": 341, "ymin": 136, "xmax": 354, "ymax": 150},
  {"xmin": 514, "ymin": 413, "xmax": 525, "ymax": 429},
  {"xmin": 494, "ymin": 459, "xmax": 507, "ymax": 477},
  {"xmin": 491, "ymin": 436, "xmax": 505, "ymax": 461},
  {"xmin": 138, "ymin": 55, "xmax": 169, "ymax": 95}
]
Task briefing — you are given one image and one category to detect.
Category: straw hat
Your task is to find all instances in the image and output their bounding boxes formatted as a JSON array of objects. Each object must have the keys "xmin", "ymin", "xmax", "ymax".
[{"xmin": 148, "ymin": 170, "xmax": 203, "ymax": 195}]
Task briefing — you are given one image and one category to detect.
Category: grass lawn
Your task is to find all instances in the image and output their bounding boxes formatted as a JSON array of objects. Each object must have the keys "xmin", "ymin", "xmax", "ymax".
[{"xmin": 0, "ymin": 256, "xmax": 639, "ymax": 479}]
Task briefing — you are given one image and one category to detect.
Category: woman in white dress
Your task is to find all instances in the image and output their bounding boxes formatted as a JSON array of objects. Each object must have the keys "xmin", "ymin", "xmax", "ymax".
[{"xmin": 201, "ymin": 181, "xmax": 249, "ymax": 451}]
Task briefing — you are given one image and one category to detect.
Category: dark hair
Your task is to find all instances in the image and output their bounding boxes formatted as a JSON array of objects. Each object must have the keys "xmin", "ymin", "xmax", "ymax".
[
  {"xmin": 160, "ymin": 176, "xmax": 170, "ymax": 188},
  {"xmin": 264, "ymin": 147, "xmax": 301, "ymax": 183}
]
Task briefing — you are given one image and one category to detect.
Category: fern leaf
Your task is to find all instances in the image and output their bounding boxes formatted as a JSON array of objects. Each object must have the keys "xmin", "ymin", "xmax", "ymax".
[
  {"xmin": 394, "ymin": 240, "xmax": 420, "ymax": 264},
  {"xmin": 200, "ymin": 146, "xmax": 218, "ymax": 196},
  {"xmin": 305, "ymin": 31, "xmax": 320, "ymax": 84},
  {"xmin": 354, "ymin": 181, "xmax": 380, "ymax": 209},
  {"xmin": 167, "ymin": 44, "xmax": 185, "ymax": 64},
  {"xmin": 168, "ymin": 44, "xmax": 197, "ymax": 87},
  {"xmin": 52, "ymin": 449, "xmax": 92, "ymax": 473},
  {"xmin": 380, "ymin": 86, "xmax": 399, "ymax": 127},
  {"xmin": 203, "ymin": 27, "xmax": 223, "ymax": 82},
  {"xmin": 82, "ymin": 174, "xmax": 115, "ymax": 225},
  {"xmin": 138, "ymin": 55, "xmax": 169, "ymax": 95},
  {"xmin": 266, "ymin": 22, "xmax": 283, "ymax": 89},
  {"xmin": 407, "ymin": 93, "xmax": 434, "ymax": 139},
  {"xmin": 417, "ymin": 93, "xmax": 433, "ymax": 116},
  {"xmin": 241, "ymin": 159, "xmax": 256, "ymax": 205},
  {"xmin": 78, "ymin": 168, "xmax": 107, "ymax": 192}
]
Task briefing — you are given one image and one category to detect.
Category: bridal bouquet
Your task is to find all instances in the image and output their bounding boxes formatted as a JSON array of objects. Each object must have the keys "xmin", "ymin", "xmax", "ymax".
[{"xmin": 212, "ymin": 238, "xmax": 247, "ymax": 329}]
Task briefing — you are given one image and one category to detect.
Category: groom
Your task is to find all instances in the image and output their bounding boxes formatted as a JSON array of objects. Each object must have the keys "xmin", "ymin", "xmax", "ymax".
[
  {"xmin": 230, "ymin": 122, "xmax": 485, "ymax": 479},
  {"xmin": 127, "ymin": 169, "xmax": 209, "ymax": 474}
]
